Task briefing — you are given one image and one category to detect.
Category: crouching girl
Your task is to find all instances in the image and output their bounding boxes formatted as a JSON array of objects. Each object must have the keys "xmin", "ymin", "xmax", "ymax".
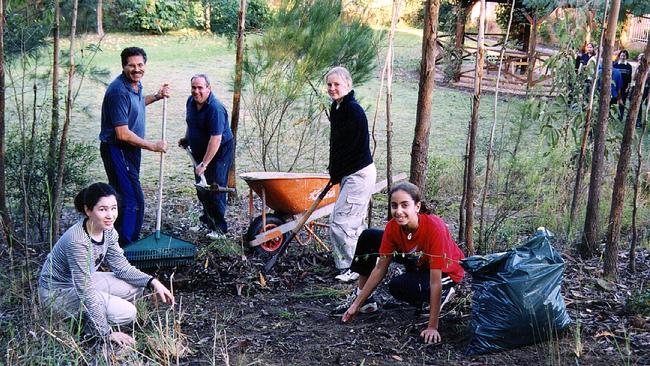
[
  {"xmin": 338, "ymin": 182, "xmax": 464, "ymax": 344},
  {"xmin": 38, "ymin": 182, "xmax": 174, "ymax": 347}
]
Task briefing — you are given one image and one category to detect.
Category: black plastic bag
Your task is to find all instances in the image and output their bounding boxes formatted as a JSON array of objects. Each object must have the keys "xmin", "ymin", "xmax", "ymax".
[{"xmin": 461, "ymin": 228, "xmax": 572, "ymax": 355}]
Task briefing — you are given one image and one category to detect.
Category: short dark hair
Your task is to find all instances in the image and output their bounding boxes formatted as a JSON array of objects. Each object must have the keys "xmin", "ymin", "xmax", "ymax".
[
  {"xmin": 618, "ymin": 49, "xmax": 629, "ymax": 59},
  {"xmin": 120, "ymin": 47, "xmax": 147, "ymax": 67},
  {"xmin": 74, "ymin": 182, "xmax": 119, "ymax": 214}
]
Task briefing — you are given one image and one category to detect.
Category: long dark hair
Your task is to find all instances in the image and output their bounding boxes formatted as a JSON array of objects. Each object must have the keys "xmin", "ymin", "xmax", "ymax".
[
  {"xmin": 389, "ymin": 182, "xmax": 431, "ymax": 214},
  {"xmin": 73, "ymin": 183, "xmax": 118, "ymax": 215}
]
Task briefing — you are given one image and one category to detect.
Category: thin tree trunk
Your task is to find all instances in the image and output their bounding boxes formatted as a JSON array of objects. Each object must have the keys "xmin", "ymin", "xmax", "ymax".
[
  {"xmin": 96, "ymin": 0, "xmax": 104, "ymax": 37},
  {"xmin": 0, "ymin": 0, "xmax": 9, "ymax": 240},
  {"xmin": 52, "ymin": 0, "xmax": 78, "ymax": 239},
  {"xmin": 227, "ymin": 0, "xmax": 246, "ymax": 195},
  {"xmin": 604, "ymin": 39, "xmax": 650, "ymax": 279},
  {"xmin": 568, "ymin": 7, "xmax": 609, "ymax": 234},
  {"xmin": 525, "ymin": 15, "xmax": 537, "ymax": 89},
  {"xmin": 385, "ymin": 0, "xmax": 400, "ymax": 218},
  {"xmin": 462, "ymin": 0, "xmax": 485, "ymax": 256},
  {"xmin": 581, "ymin": 0, "xmax": 621, "ymax": 259},
  {"xmin": 409, "ymin": 0, "xmax": 440, "ymax": 192},
  {"xmin": 204, "ymin": 1, "xmax": 212, "ymax": 32},
  {"xmin": 452, "ymin": 3, "xmax": 467, "ymax": 82},
  {"xmin": 459, "ymin": 118, "xmax": 470, "ymax": 243},
  {"xmin": 479, "ymin": 0, "xmax": 515, "ymax": 253},
  {"xmin": 48, "ymin": 0, "xmax": 61, "ymax": 223},
  {"xmin": 227, "ymin": 0, "xmax": 246, "ymax": 194},
  {"xmin": 630, "ymin": 98, "xmax": 650, "ymax": 272}
]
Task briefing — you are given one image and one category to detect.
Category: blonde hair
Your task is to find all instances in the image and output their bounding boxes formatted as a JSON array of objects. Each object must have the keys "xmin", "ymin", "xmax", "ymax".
[{"xmin": 325, "ymin": 66, "xmax": 353, "ymax": 89}]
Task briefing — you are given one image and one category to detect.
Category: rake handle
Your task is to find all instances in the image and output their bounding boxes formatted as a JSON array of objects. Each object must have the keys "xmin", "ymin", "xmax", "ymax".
[{"xmin": 155, "ymin": 97, "xmax": 168, "ymax": 239}]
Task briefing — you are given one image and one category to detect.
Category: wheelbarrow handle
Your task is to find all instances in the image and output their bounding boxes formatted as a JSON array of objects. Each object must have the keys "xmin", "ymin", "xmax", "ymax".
[{"xmin": 263, "ymin": 180, "xmax": 335, "ymax": 273}]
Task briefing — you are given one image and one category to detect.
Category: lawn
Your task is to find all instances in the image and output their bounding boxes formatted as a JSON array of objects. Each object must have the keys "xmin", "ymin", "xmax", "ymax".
[{"xmin": 29, "ymin": 30, "xmax": 520, "ymax": 194}]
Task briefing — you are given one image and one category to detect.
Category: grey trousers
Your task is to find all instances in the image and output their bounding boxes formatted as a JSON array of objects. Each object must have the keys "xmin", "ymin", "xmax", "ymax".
[
  {"xmin": 39, "ymin": 272, "xmax": 144, "ymax": 328},
  {"xmin": 329, "ymin": 163, "xmax": 376, "ymax": 269}
]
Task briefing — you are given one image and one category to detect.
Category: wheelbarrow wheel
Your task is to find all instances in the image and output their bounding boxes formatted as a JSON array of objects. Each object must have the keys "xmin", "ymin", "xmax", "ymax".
[{"xmin": 245, "ymin": 214, "xmax": 288, "ymax": 260}]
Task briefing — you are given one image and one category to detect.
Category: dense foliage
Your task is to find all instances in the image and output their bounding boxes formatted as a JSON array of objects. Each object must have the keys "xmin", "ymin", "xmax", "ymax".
[
  {"xmin": 240, "ymin": 0, "xmax": 380, "ymax": 171},
  {"xmin": 101, "ymin": 0, "xmax": 271, "ymax": 34}
]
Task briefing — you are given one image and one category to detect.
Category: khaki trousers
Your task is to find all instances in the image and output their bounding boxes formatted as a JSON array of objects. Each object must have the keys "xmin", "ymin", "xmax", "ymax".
[
  {"xmin": 39, "ymin": 272, "xmax": 144, "ymax": 327},
  {"xmin": 329, "ymin": 163, "xmax": 376, "ymax": 269}
]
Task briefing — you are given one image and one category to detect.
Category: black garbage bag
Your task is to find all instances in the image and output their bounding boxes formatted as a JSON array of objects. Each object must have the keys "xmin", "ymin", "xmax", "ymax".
[{"xmin": 461, "ymin": 228, "xmax": 572, "ymax": 356}]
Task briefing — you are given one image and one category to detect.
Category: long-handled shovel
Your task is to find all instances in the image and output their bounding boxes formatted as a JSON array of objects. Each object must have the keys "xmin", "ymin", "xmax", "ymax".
[
  {"xmin": 123, "ymin": 98, "xmax": 197, "ymax": 269},
  {"xmin": 263, "ymin": 180, "xmax": 335, "ymax": 273}
]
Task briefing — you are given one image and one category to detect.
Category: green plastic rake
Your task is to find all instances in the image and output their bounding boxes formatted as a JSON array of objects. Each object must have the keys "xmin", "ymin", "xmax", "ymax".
[{"xmin": 124, "ymin": 98, "xmax": 197, "ymax": 269}]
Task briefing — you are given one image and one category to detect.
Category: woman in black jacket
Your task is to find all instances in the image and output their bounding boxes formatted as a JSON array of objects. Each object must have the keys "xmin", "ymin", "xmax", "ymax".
[
  {"xmin": 326, "ymin": 66, "xmax": 377, "ymax": 283},
  {"xmin": 613, "ymin": 49, "xmax": 633, "ymax": 120}
]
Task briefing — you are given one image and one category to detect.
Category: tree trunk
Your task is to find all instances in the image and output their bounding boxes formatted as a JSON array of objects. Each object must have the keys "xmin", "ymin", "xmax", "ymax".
[
  {"xmin": 604, "ymin": 38, "xmax": 650, "ymax": 279},
  {"xmin": 479, "ymin": 0, "xmax": 515, "ymax": 253},
  {"xmin": 227, "ymin": 0, "xmax": 246, "ymax": 194},
  {"xmin": 0, "ymin": 0, "xmax": 9, "ymax": 239},
  {"xmin": 48, "ymin": 0, "xmax": 61, "ymax": 208},
  {"xmin": 463, "ymin": 0, "xmax": 485, "ymax": 256},
  {"xmin": 526, "ymin": 16, "xmax": 537, "ymax": 89},
  {"xmin": 581, "ymin": 0, "xmax": 621, "ymax": 259},
  {"xmin": 96, "ymin": 0, "xmax": 104, "ymax": 37},
  {"xmin": 204, "ymin": 1, "xmax": 212, "ymax": 32},
  {"xmin": 630, "ymin": 98, "xmax": 650, "ymax": 272},
  {"xmin": 52, "ymin": 0, "xmax": 78, "ymax": 239},
  {"xmin": 385, "ymin": 0, "xmax": 400, "ymax": 217},
  {"xmin": 409, "ymin": 0, "xmax": 440, "ymax": 192},
  {"xmin": 568, "ymin": 4, "xmax": 609, "ymax": 234},
  {"xmin": 452, "ymin": 3, "xmax": 467, "ymax": 82}
]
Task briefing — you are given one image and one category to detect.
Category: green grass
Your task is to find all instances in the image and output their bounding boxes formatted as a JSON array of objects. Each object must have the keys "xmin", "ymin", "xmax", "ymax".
[{"xmin": 6, "ymin": 30, "xmax": 523, "ymax": 195}]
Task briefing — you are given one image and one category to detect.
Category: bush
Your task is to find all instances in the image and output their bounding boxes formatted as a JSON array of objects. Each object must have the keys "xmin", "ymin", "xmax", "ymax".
[
  {"xmin": 209, "ymin": 0, "xmax": 272, "ymax": 35},
  {"xmin": 626, "ymin": 287, "xmax": 650, "ymax": 316},
  {"xmin": 5, "ymin": 130, "xmax": 96, "ymax": 241},
  {"xmin": 116, "ymin": 0, "xmax": 205, "ymax": 34},
  {"xmin": 241, "ymin": 0, "xmax": 380, "ymax": 171}
]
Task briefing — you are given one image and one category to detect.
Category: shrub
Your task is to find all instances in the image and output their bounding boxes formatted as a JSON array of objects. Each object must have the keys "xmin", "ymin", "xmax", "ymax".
[
  {"xmin": 209, "ymin": 0, "xmax": 272, "ymax": 35},
  {"xmin": 5, "ymin": 129, "xmax": 96, "ymax": 241},
  {"xmin": 241, "ymin": 0, "xmax": 380, "ymax": 171}
]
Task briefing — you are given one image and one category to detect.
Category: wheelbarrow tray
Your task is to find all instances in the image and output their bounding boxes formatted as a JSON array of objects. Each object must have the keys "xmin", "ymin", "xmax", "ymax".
[
  {"xmin": 246, "ymin": 172, "xmax": 408, "ymax": 248},
  {"xmin": 240, "ymin": 172, "xmax": 339, "ymax": 215}
]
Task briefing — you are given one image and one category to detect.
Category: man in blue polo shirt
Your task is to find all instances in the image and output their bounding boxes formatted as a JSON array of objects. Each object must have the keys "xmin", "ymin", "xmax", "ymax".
[
  {"xmin": 179, "ymin": 74, "xmax": 234, "ymax": 240},
  {"xmin": 99, "ymin": 47, "xmax": 170, "ymax": 246}
]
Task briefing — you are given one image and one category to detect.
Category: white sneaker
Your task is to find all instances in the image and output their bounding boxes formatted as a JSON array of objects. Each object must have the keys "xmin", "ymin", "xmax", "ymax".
[
  {"xmin": 335, "ymin": 269, "xmax": 359, "ymax": 283},
  {"xmin": 206, "ymin": 230, "xmax": 226, "ymax": 240},
  {"xmin": 331, "ymin": 290, "xmax": 378, "ymax": 316}
]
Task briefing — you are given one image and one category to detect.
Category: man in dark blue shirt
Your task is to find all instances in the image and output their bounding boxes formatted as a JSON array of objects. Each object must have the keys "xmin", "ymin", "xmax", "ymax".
[
  {"xmin": 99, "ymin": 47, "xmax": 170, "ymax": 245},
  {"xmin": 179, "ymin": 74, "xmax": 234, "ymax": 240}
]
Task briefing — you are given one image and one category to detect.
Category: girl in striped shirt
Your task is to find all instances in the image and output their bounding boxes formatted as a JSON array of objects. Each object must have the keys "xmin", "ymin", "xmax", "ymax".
[{"xmin": 39, "ymin": 182, "xmax": 174, "ymax": 347}]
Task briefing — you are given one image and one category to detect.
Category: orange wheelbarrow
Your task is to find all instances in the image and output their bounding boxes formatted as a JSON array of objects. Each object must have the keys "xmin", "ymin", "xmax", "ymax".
[{"xmin": 240, "ymin": 172, "xmax": 340, "ymax": 266}]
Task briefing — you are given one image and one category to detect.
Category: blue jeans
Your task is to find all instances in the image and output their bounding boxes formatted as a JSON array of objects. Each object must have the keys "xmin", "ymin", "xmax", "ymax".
[
  {"xmin": 100, "ymin": 142, "xmax": 144, "ymax": 246},
  {"xmin": 195, "ymin": 139, "xmax": 233, "ymax": 233}
]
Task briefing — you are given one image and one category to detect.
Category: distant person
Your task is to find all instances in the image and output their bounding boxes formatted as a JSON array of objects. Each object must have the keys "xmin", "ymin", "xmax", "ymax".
[
  {"xmin": 326, "ymin": 66, "xmax": 376, "ymax": 283},
  {"xmin": 38, "ymin": 183, "xmax": 175, "ymax": 347},
  {"xmin": 178, "ymin": 74, "xmax": 234, "ymax": 240},
  {"xmin": 597, "ymin": 61, "xmax": 624, "ymax": 107},
  {"xmin": 99, "ymin": 47, "xmax": 170, "ymax": 246},
  {"xmin": 632, "ymin": 53, "xmax": 650, "ymax": 128},
  {"xmin": 575, "ymin": 42, "xmax": 596, "ymax": 74},
  {"xmin": 334, "ymin": 182, "xmax": 465, "ymax": 344},
  {"xmin": 613, "ymin": 50, "xmax": 633, "ymax": 120}
]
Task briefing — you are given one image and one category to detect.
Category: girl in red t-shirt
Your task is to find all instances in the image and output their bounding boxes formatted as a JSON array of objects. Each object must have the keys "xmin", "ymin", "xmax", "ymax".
[{"xmin": 338, "ymin": 182, "xmax": 464, "ymax": 344}]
